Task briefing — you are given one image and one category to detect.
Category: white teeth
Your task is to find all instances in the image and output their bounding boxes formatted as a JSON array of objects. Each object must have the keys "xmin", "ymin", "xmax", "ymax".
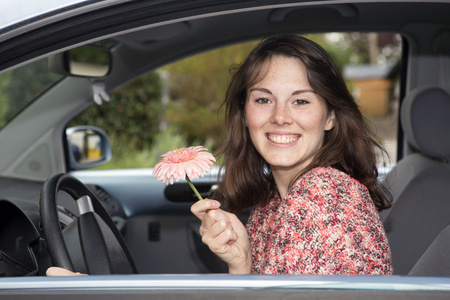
[{"xmin": 267, "ymin": 134, "xmax": 299, "ymax": 144}]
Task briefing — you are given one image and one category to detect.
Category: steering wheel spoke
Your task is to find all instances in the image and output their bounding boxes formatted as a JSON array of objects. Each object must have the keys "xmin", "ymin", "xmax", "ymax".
[
  {"xmin": 40, "ymin": 173, "xmax": 137, "ymax": 275},
  {"xmin": 76, "ymin": 195, "xmax": 94, "ymax": 214}
]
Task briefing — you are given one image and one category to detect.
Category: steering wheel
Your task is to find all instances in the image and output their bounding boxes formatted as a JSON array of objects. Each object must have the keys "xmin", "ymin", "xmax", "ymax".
[{"xmin": 40, "ymin": 173, "xmax": 137, "ymax": 275}]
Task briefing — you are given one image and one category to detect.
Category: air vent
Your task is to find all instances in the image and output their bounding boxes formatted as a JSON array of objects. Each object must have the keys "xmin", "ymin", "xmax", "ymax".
[{"xmin": 87, "ymin": 184, "xmax": 126, "ymax": 217}]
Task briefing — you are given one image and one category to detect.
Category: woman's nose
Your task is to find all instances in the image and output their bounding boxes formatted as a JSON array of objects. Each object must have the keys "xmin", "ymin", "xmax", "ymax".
[{"xmin": 270, "ymin": 104, "xmax": 293, "ymax": 125}]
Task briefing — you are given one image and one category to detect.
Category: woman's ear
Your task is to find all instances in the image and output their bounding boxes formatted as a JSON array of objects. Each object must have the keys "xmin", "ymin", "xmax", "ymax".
[{"xmin": 325, "ymin": 110, "xmax": 335, "ymax": 131}]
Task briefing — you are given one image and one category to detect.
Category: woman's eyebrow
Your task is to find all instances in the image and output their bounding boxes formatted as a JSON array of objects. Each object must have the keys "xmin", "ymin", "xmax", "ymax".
[
  {"xmin": 292, "ymin": 89, "xmax": 316, "ymax": 96},
  {"xmin": 249, "ymin": 87, "xmax": 272, "ymax": 94},
  {"xmin": 249, "ymin": 88, "xmax": 316, "ymax": 95}
]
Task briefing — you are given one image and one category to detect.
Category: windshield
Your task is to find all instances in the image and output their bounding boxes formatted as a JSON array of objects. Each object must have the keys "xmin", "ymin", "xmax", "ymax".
[{"xmin": 0, "ymin": 58, "xmax": 63, "ymax": 129}]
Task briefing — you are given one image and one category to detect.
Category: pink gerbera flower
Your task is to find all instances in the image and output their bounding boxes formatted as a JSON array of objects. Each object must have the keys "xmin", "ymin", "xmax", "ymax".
[{"xmin": 153, "ymin": 146, "xmax": 216, "ymax": 200}]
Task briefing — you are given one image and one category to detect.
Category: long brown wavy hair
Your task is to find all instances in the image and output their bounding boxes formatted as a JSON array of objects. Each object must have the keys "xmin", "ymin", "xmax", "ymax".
[{"xmin": 216, "ymin": 34, "xmax": 392, "ymax": 214}]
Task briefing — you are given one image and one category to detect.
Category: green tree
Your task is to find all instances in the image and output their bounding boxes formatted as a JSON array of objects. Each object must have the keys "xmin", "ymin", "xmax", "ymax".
[
  {"xmin": 1, "ymin": 59, "xmax": 62, "ymax": 126},
  {"xmin": 0, "ymin": 72, "xmax": 11, "ymax": 126},
  {"xmin": 70, "ymin": 71, "xmax": 162, "ymax": 157},
  {"xmin": 162, "ymin": 41, "xmax": 258, "ymax": 151}
]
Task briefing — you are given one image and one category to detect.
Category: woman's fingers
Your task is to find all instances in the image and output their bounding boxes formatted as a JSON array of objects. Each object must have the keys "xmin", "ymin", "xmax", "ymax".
[
  {"xmin": 200, "ymin": 208, "xmax": 227, "ymax": 229},
  {"xmin": 201, "ymin": 218, "xmax": 238, "ymax": 249},
  {"xmin": 190, "ymin": 198, "xmax": 220, "ymax": 220},
  {"xmin": 46, "ymin": 267, "xmax": 86, "ymax": 276}
]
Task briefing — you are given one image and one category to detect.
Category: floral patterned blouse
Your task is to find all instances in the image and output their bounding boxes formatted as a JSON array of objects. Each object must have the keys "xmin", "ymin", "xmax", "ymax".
[{"xmin": 246, "ymin": 167, "xmax": 392, "ymax": 275}]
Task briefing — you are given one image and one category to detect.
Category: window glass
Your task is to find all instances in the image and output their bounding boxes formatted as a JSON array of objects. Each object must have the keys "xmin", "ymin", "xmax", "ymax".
[
  {"xmin": 0, "ymin": 58, "xmax": 63, "ymax": 129},
  {"xmin": 69, "ymin": 33, "xmax": 402, "ymax": 176}
]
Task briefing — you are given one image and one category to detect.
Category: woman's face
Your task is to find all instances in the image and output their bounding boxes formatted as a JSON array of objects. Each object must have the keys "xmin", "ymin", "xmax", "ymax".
[{"xmin": 245, "ymin": 55, "xmax": 335, "ymax": 177}]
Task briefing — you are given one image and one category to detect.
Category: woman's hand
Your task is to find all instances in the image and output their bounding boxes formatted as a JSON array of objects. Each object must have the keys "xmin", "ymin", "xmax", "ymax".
[
  {"xmin": 191, "ymin": 199, "xmax": 252, "ymax": 274},
  {"xmin": 46, "ymin": 267, "xmax": 86, "ymax": 276}
]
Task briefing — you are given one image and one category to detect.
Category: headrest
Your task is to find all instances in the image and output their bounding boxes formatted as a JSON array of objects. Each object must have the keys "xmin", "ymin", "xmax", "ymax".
[{"xmin": 401, "ymin": 86, "xmax": 450, "ymax": 161}]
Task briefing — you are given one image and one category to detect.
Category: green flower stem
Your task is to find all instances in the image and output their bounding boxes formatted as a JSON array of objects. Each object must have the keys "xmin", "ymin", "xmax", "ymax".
[{"xmin": 186, "ymin": 175, "xmax": 203, "ymax": 200}]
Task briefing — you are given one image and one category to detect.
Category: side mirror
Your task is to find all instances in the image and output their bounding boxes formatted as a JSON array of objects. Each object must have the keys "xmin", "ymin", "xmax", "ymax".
[
  {"xmin": 66, "ymin": 126, "xmax": 112, "ymax": 170},
  {"xmin": 49, "ymin": 45, "xmax": 111, "ymax": 78}
]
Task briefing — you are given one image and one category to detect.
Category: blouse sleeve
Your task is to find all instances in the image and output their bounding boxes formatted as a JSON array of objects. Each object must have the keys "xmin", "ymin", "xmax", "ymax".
[{"xmin": 282, "ymin": 168, "xmax": 392, "ymax": 275}]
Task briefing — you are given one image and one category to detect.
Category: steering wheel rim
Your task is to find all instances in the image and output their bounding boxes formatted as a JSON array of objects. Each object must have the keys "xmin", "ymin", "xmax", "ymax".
[{"xmin": 40, "ymin": 173, "xmax": 137, "ymax": 275}]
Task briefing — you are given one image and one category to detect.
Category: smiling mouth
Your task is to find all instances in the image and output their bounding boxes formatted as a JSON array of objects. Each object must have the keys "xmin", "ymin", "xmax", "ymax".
[{"xmin": 267, "ymin": 134, "xmax": 300, "ymax": 144}]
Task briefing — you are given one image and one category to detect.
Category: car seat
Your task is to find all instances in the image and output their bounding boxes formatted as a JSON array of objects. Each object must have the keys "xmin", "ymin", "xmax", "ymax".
[{"xmin": 381, "ymin": 86, "xmax": 450, "ymax": 275}]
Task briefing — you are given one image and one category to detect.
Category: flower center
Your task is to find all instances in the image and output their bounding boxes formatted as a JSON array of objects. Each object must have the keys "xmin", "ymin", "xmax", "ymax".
[{"xmin": 165, "ymin": 148, "xmax": 198, "ymax": 163}]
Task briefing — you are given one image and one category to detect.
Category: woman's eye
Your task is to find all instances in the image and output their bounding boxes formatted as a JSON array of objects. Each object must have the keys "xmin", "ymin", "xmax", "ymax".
[
  {"xmin": 293, "ymin": 99, "xmax": 309, "ymax": 105},
  {"xmin": 255, "ymin": 97, "xmax": 271, "ymax": 104}
]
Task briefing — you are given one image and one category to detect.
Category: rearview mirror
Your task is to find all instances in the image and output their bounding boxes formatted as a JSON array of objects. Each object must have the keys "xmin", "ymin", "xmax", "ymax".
[
  {"xmin": 66, "ymin": 126, "xmax": 112, "ymax": 170},
  {"xmin": 49, "ymin": 45, "xmax": 111, "ymax": 78}
]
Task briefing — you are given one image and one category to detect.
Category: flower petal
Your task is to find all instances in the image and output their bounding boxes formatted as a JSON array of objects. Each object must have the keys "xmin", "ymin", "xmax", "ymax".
[{"xmin": 153, "ymin": 146, "xmax": 216, "ymax": 185}]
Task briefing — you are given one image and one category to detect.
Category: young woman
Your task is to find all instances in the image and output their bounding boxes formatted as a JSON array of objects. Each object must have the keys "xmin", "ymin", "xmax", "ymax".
[
  {"xmin": 191, "ymin": 34, "xmax": 392, "ymax": 275},
  {"xmin": 48, "ymin": 34, "xmax": 392, "ymax": 277}
]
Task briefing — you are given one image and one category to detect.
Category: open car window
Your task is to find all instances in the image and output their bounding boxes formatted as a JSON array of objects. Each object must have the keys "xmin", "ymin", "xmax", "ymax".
[{"xmin": 68, "ymin": 32, "xmax": 402, "ymax": 177}]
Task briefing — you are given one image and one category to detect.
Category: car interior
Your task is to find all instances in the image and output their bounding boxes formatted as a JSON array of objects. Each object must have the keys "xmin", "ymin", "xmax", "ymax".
[
  {"xmin": 0, "ymin": 1, "xmax": 450, "ymax": 284},
  {"xmin": 381, "ymin": 86, "xmax": 450, "ymax": 276}
]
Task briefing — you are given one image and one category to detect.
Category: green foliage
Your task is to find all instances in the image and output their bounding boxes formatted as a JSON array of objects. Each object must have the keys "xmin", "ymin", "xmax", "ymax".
[
  {"xmin": 0, "ymin": 72, "xmax": 11, "ymax": 126},
  {"xmin": 91, "ymin": 128, "xmax": 216, "ymax": 169},
  {"xmin": 71, "ymin": 42, "xmax": 258, "ymax": 169},
  {"xmin": 69, "ymin": 46, "xmax": 110, "ymax": 65},
  {"xmin": 70, "ymin": 71, "xmax": 162, "ymax": 152},
  {"xmin": 0, "ymin": 59, "xmax": 62, "ymax": 127},
  {"xmin": 93, "ymin": 129, "xmax": 185, "ymax": 169},
  {"xmin": 162, "ymin": 41, "xmax": 258, "ymax": 151},
  {"xmin": 306, "ymin": 34, "xmax": 353, "ymax": 71}
]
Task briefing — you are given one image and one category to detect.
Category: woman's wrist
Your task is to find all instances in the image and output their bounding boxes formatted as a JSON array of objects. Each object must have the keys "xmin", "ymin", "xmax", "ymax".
[
  {"xmin": 228, "ymin": 256, "xmax": 252, "ymax": 274},
  {"xmin": 228, "ymin": 265, "xmax": 251, "ymax": 274}
]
